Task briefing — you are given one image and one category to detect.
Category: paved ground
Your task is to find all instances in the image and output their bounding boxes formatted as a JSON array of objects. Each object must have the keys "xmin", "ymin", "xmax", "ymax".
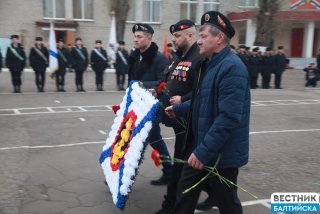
[{"xmin": 0, "ymin": 69, "xmax": 319, "ymax": 214}]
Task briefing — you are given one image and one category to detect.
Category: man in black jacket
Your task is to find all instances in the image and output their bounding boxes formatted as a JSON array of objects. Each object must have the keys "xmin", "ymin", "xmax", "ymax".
[
  {"xmin": 261, "ymin": 47, "xmax": 275, "ymax": 89},
  {"xmin": 29, "ymin": 37, "xmax": 49, "ymax": 92},
  {"xmin": 56, "ymin": 39, "xmax": 69, "ymax": 92},
  {"xmin": 129, "ymin": 23, "xmax": 172, "ymax": 185},
  {"xmin": 90, "ymin": 40, "xmax": 109, "ymax": 91},
  {"xmin": 156, "ymin": 19, "xmax": 216, "ymax": 214},
  {"xmin": 6, "ymin": 35, "xmax": 26, "ymax": 93},
  {"xmin": 70, "ymin": 37, "xmax": 88, "ymax": 92},
  {"xmin": 274, "ymin": 46, "xmax": 286, "ymax": 89},
  {"xmin": 115, "ymin": 41, "xmax": 129, "ymax": 90}
]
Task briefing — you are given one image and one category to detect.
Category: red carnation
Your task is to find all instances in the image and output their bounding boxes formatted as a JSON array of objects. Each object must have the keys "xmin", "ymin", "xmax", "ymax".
[
  {"xmin": 151, "ymin": 149, "xmax": 161, "ymax": 167},
  {"xmin": 157, "ymin": 82, "xmax": 167, "ymax": 94},
  {"xmin": 112, "ymin": 105, "xmax": 120, "ymax": 114}
]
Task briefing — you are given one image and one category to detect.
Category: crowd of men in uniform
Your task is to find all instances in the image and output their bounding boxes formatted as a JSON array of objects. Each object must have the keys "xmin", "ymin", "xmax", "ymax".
[
  {"xmin": 231, "ymin": 45, "xmax": 288, "ymax": 89},
  {"xmin": 0, "ymin": 35, "xmax": 129, "ymax": 93}
]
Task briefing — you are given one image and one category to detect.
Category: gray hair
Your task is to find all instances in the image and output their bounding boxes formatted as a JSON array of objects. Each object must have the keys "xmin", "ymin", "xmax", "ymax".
[{"xmin": 199, "ymin": 24, "xmax": 230, "ymax": 44}]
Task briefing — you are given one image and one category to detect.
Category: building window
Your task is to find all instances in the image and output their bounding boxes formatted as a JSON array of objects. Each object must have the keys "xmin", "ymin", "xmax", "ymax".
[
  {"xmin": 43, "ymin": 0, "xmax": 66, "ymax": 19},
  {"xmin": 43, "ymin": 0, "xmax": 93, "ymax": 20},
  {"xmin": 180, "ymin": 0, "xmax": 197, "ymax": 23},
  {"xmin": 143, "ymin": 0, "xmax": 161, "ymax": 22},
  {"xmin": 127, "ymin": 0, "xmax": 161, "ymax": 23},
  {"xmin": 73, "ymin": 0, "xmax": 93, "ymax": 20},
  {"xmin": 203, "ymin": 0, "xmax": 220, "ymax": 13},
  {"xmin": 239, "ymin": 0, "xmax": 258, "ymax": 8}
]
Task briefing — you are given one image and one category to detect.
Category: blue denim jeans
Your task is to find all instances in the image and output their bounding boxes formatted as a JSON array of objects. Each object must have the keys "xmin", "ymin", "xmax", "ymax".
[{"xmin": 148, "ymin": 123, "xmax": 173, "ymax": 175}]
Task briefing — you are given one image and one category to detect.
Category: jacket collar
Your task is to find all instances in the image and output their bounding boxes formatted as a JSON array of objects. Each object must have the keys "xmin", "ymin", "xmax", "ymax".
[
  {"xmin": 207, "ymin": 45, "xmax": 231, "ymax": 68},
  {"xmin": 140, "ymin": 42, "xmax": 158, "ymax": 63}
]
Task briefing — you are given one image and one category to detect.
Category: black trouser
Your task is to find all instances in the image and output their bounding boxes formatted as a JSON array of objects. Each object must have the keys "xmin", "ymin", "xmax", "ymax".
[
  {"xmin": 95, "ymin": 70, "xmax": 104, "ymax": 86},
  {"xmin": 172, "ymin": 166, "xmax": 242, "ymax": 214},
  {"xmin": 250, "ymin": 75, "xmax": 258, "ymax": 89},
  {"xmin": 75, "ymin": 70, "xmax": 84, "ymax": 85},
  {"xmin": 56, "ymin": 69, "xmax": 66, "ymax": 87},
  {"xmin": 161, "ymin": 125, "xmax": 186, "ymax": 209},
  {"xmin": 34, "ymin": 70, "xmax": 46, "ymax": 90},
  {"xmin": 148, "ymin": 123, "xmax": 172, "ymax": 176},
  {"xmin": 116, "ymin": 73, "xmax": 125, "ymax": 88},
  {"xmin": 10, "ymin": 70, "xmax": 22, "ymax": 86},
  {"xmin": 262, "ymin": 75, "xmax": 271, "ymax": 88},
  {"xmin": 274, "ymin": 73, "xmax": 282, "ymax": 88},
  {"xmin": 306, "ymin": 78, "xmax": 318, "ymax": 87}
]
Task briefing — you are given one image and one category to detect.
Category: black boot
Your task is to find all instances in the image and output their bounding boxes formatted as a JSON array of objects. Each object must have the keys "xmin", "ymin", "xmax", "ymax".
[
  {"xmin": 196, "ymin": 196, "xmax": 218, "ymax": 211},
  {"xmin": 150, "ymin": 173, "xmax": 171, "ymax": 185},
  {"xmin": 13, "ymin": 85, "xmax": 18, "ymax": 93},
  {"xmin": 17, "ymin": 85, "xmax": 21, "ymax": 93},
  {"xmin": 80, "ymin": 85, "xmax": 85, "ymax": 92}
]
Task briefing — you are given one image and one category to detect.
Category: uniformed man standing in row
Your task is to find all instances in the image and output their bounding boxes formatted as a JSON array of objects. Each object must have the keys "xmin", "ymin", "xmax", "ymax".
[
  {"xmin": 56, "ymin": 39, "xmax": 69, "ymax": 92},
  {"xmin": 90, "ymin": 40, "xmax": 109, "ymax": 91},
  {"xmin": 274, "ymin": 46, "xmax": 286, "ymax": 89},
  {"xmin": 247, "ymin": 47, "xmax": 261, "ymax": 89},
  {"xmin": 115, "ymin": 41, "xmax": 129, "ymax": 91},
  {"xmin": 261, "ymin": 47, "xmax": 275, "ymax": 89},
  {"xmin": 70, "ymin": 37, "xmax": 88, "ymax": 92},
  {"xmin": 6, "ymin": 35, "xmax": 26, "ymax": 93},
  {"xmin": 29, "ymin": 37, "xmax": 49, "ymax": 92}
]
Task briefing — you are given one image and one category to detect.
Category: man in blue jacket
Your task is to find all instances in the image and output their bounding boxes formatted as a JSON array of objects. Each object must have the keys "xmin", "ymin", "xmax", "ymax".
[{"xmin": 165, "ymin": 11, "xmax": 250, "ymax": 214}]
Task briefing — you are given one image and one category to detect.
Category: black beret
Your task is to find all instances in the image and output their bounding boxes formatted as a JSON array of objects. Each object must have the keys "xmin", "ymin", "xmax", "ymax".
[
  {"xmin": 169, "ymin": 19, "xmax": 195, "ymax": 34},
  {"xmin": 266, "ymin": 47, "xmax": 272, "ymax": 51},
  {"xmin": 10, "ymin": 35, "xmax": 19, "ymax": 39},
  {"xmin": 278, "ymin": 46, "xmax": 284, "ymax": 50},
  {"xmin": 75, "ymin": 37, "xmax": 82, "ymax": 41},
  {"xmin": 132, "ymin": 23, "xmax": 154, "ymax": 34},
  {"xmin": 230, "ymin": 44, "xmax": 235, "ymax": 49},
  {"xmin": 201, "ymin": 11, "xmax": 235, "ymax": 39},
  {"xmin": 252, "ymin": 47, "xmax": 259, "ymax": 52},
  {"xmin": 95, "ymin": 40, "xmax": 102, "ymax": 44},
  {"xmin": 35, "ymin": 37, "xmax": 43, "ymax": 41},
  {"xmin": 118, "ymin": 41, "xmax": 125, "ymax": 45},
  {"xmin": 239, "ymin": 45, "xmax": 246, "ymax": 49}
]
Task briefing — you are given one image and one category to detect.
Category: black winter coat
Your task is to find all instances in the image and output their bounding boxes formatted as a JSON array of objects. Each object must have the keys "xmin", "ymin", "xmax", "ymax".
[
  {"xmin": 128, "ymin": 42, "xmax": 169, "ymax": 88},
  {"xmin": 29, "ymin": 45, "xmax": 49, "ymax": 72},
  {"xmin": 70, "ymin": 46, "xmax": 88, "ymax": 71},
  {"xmin": 261, "ymin": 54, "xmax": 276, "ymax": 76},
  {"xmin": 275, "ymin": 53, "xmax": 286, "ymax": 74},
  {"xmin": 115, "ymin": 49, "xmax": 129, "ymax": 75},
  {"xmin": 6, "ymin": 44, "xmax": 26, "ymax": 72},
  {"xmin": 90, "ymin": 48, "xmax": 109, "ymax": 72},
  {"xmin": 248, "ymin": 54, "xmax": 261, "ymax": 77},
  {"xmin": 57, "ymin": 47, "xmax": 69, "ymax": 71}
]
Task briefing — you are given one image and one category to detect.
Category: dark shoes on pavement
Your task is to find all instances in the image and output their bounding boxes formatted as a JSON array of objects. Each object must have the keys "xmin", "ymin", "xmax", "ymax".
[
  {"xmin": 196, "ymin": 196, "xmax": 218, "ymax": 211},
  {"xmin": 150, "ymin": 174, "xmax": 171, "ymax": 185}
]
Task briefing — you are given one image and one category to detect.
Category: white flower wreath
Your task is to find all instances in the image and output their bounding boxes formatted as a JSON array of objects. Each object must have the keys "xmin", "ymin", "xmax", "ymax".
[{"xmin": 99, "ymin": 81, "xmax": 160, "ymax": 209}]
